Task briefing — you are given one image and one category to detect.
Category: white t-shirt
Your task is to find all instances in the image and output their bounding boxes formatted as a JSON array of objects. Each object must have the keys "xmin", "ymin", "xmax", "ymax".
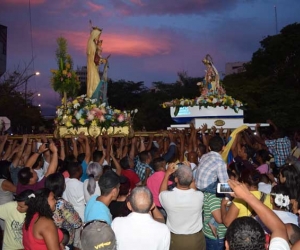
[
  {"xmin": 111, "ymin": 212, "xmax": 170, "ymax": 250},
  {"xmin": 273, "ymin": 210, "xmax": 298, "ymax": 225},
  {"xmin": 83, "ymin": 179, "xmax": 101, "ymax": 203},
  {"xmin": 159, "ymin": 188, "xmax": 204, "ymax": 234},
  {"xmin": 62, "ymin": 178, "xmax": 85, "ymax": 220},
  {"xmin": 0, "ymin": 201, "xmax": 26, "ymax": 250},
  {"xmin": 258, "ymin": 182, "xmax": 272, "ymax": 194},
  {"xmin": 269, "ymin": 237, "xmax": 289, "ymax": 250},
  {"xmin": 34, "ymin": 160, "xmax": 49, "ymax": 181}
]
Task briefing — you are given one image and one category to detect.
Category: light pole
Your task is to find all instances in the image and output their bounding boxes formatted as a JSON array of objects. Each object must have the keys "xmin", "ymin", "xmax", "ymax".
[{"xmin": 24, "ymin": 72, "xmax": 40, "ymax": 105}]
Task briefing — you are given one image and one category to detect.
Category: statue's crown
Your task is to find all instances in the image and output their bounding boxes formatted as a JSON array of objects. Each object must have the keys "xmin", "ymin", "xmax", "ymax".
[{"xmin": 91, "ymin": 26, "xmax": 102, "ymax": 32}]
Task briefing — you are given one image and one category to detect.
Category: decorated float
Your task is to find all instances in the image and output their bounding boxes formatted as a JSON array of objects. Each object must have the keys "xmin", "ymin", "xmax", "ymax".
[
  {"xmin": 162, "ymin": 54, "xmax": 247, "ymax": 129},
  {"xmin": 52, "ymin": 24, "xmax": 132, "ymax": 138}
]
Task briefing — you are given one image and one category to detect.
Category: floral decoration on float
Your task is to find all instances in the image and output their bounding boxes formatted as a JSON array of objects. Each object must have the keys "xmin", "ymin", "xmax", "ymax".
[{"xmin": 54, "ymin": 95, "xmax": 137, "ymax": 138}]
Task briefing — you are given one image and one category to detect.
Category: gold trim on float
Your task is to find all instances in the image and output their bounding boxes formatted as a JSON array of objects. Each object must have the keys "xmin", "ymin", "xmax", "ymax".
[{"xmin": 54, "ymin": 126, "xmax": 130, "ymax": 138}]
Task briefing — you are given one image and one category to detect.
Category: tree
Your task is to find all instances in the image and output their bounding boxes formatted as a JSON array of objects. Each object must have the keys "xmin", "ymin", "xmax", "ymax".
[
  {"xmin": 223, "ymin": 22, "xmax": 300, "ymax": 128},
  {"xmin": 0, "ymin": 64, "xmax": 44, "ymax": 133}
]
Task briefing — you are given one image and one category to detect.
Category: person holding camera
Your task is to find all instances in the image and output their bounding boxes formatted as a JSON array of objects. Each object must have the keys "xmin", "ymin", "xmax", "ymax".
[
  {"xmin": 16, "ymin": 142, "xmax": 58, "ymax": 195},
  {"xmin": 159, "ymin": 163, "xmax": 205, "ymax": 250}
]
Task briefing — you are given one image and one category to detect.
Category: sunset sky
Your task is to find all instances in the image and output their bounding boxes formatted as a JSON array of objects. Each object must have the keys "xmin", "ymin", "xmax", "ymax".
[{"xmin": 0, "ymin": 0, "xmax": 299, "ymax": 115}]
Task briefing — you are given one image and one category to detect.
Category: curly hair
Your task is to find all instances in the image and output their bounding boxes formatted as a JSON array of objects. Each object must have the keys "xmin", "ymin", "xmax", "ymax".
[
  {"xmin": 226, "ymin": 217, "xmax": 265, "ymax": 250},
  {"xmin": 24, "ymin": 188, "xmax": 54, "ymax": 230}
]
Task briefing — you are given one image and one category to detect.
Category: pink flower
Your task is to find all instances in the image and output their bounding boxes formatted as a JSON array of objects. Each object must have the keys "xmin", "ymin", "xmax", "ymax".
[
  {"xmin": 67, "ymin": 72, "xmax": 72, "ymax": 78},
  {"xmin": 87, "ymin": 114, "xmax": 95, "ymax": 121},
  {"xmin": 117, "ymin": 114, "xmax": 125, "ymax": 122},
  {"xmin": 99, "ymin": 115, "xmax": 105, "ymax": 122},
  {"xmin": 72, "ymin": 119, "xmax": 77, "ymax": 124}
]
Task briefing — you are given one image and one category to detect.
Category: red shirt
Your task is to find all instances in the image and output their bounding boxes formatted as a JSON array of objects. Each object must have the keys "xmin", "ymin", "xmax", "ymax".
[
  {"xmin": 121, "ymin": 169, "xmax": 140, "ymax": 190},
  {"xmin": 23, "ymin": 213, "xmax": 63, "ymax": 250}
]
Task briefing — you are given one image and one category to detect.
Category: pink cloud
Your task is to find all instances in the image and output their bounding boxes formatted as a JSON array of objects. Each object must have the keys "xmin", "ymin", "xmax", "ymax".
[
  {"xmin": 130, "ymin": 0, "xmax": 145, "ymax": 7},
  {"xmin": 32, "ymin": 29, "xmax": 172, "ymax": 57},
  {"xmin": 87, "ymin": 1, "xmax": 104, "ymax": 12}
]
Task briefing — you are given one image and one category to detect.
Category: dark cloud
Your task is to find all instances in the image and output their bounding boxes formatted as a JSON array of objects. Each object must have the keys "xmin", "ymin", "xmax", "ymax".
[{"xmin": 110, "ymin": 0, "xmax": 240, "ymax": 16}]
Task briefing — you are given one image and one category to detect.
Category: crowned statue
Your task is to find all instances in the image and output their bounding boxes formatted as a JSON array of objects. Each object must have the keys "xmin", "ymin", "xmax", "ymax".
[{"xmin": 86, "ymin": 21, "xmax": 110, "ymax": 104}]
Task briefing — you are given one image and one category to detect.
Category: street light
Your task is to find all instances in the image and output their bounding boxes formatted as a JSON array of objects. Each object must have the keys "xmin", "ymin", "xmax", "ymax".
[{"xmin": 24, "ymin": 72, "xmax": 40, "ymax": 105}]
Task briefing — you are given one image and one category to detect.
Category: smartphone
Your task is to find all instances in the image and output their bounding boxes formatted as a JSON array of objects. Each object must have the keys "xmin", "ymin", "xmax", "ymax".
[{"xmin": 217, "ymin": 183, "xmax": 233, "ymax": 193}]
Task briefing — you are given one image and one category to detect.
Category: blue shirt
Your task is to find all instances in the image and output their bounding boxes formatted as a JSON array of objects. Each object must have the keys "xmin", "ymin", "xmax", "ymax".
[
  {"xmin": 80, "ymin": 160, "xmax": 88, "ymax": 182},
  {"xmin": 84, "ymin": 195, "xmax": 112, "ymax": 224}
]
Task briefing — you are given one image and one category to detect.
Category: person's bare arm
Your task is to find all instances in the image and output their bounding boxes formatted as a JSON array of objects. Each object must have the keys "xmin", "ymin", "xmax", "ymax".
[
  {"xmin": 146, "ymin": 135, "xmax": 154, "ymax": 151},
  {"xmin": 25, "ymin": 143, "xmax": 47, "ymax": 168},
  {"xmin": 1, "ymin": 179, "xmax": 16, "ymax": 193},
  {"xmin": 0, "ymin": 135, "xmax": 7, "ymax": 156},
  {"xmin": 228, "ymin": 179, "xmax": 288, "ymax": 242},
  {"xmin": 129, "ymin": 137, "xmax": 137, "ymax": 160},
  {"xmin": 6, "ymin": 144, "xmax": 19, "ymax": 162},
  {"xmin": 40, "ymin": 135, "xmax": 51, "ymax": 163},
  {"xmin": 122, "ymin": 137, "xmax": 129, "ymax": 158},
  {"xmin": 139, "ymin": 137, "xmax": 146, "ymax": 152},
  {"xmin": 44, "ymin": 143, "xmax": 58, "ymax": 177},
  {"xmin": 59, "ymin": 139, "xmax": 65, "ymax": 161},
  {"xmin": 2, "ymin": 140, "xmax": 13, "ymax": 161},
  {"xmin": 90, "ymin": 137, "xmax": 97, "ymax": 155},
  {"xmin": 39, "ymin": 218, "xmax": 62, "ymax": 250},
  {"xmin": 97, "ymin": 135, "xmax": 104, "ymax": 151},
  {"xmin": 70, "ymin": 137, "xmax": 77, "ymax": 159},
  {"xmin": 0, "ymin": 134, "xmax": 8, "ymax": 159},
  {"xmin": 104, "ymin": 135, "xmax": 111, "ymax": 163},
  {"xmin": 110, "ymin": 147, "xmax": 122, "ymax": 176},
  {"xmin": 178, "ymin": 132, "xmax": 185, "ymax": 162},
  {"xmin": 221, "ymin": 199, "xmax": 239, "ymax": 227},
  {"xmin": 12, "ymin": 135, "xmax": 28, "ymax": 167},
  {"xmin": 79, "ymin": 134, "xmax": 91, "ymax": 163},
  {"xmin": 116, "ymin": 138, "xmax": 124, "ymax": 159},
  {"xmin": 212, "ymin": 208, "xmax": 223, "ymax": 224},
  {"xmin": 150, "ymin": 203, "xmax": 165, "ymax": 223},
  {"xmin": 159, "ymin": 163, "xmax": 176, "ymax": 193},
  {"xmin": 201, "ymin": 124, "xmax": 209, "ymax": 149}
]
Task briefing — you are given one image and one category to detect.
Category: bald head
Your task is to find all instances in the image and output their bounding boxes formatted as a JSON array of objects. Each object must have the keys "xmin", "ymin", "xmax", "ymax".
[
  {"xmin": 128, "ymin": 187, "xmax": 153, "ymax": 213},
  {"xmin": 176, "ymin": 165, "xmax": 193, "ymax": 187}
]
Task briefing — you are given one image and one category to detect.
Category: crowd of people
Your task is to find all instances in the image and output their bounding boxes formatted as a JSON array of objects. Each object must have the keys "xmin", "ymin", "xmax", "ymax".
[{"xmin": 0, "ymin": 120, "xmax": 300, "ymax": 249}]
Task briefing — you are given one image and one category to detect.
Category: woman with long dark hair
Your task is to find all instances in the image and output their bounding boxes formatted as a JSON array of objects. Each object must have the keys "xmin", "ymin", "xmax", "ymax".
[
  {"xmin": 279, "ymin": 164, "xmax": 300, "ymax": 200},
  {"xmin": 221, "ymin": 168, "xmax": 272, "ymax": 227},
  {"xmin": 45, "ymin": 172, "xmax": 82, "ymax": 247},
  {"xmin": 22, "ymin": 188, "xmax": 63, "ymax": 250}
]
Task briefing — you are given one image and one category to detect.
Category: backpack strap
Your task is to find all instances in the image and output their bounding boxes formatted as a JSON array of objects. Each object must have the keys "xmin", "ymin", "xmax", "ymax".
[{"xmin": 250, "ymin": 192, "xmax": 266, "ymax": 217}]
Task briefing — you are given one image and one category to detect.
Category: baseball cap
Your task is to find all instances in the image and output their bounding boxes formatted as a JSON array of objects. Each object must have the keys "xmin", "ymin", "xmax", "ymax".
[
  {"xmin": 81, "ymin": 220, "xmax": 116, "ymax": 250},
  {"xmin": 98, "ymin": 170, "xmax": 127, "ymax": 190}
]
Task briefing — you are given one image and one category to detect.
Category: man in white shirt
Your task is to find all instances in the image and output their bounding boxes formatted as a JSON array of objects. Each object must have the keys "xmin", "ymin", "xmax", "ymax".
[
  {"xmin": 112, "ymin": 186, "xmax": 170, "ymax": 250},
  {"xmin": 159, "ymin": 164, "xmax": 205, "ymax": 250},
  {"xmin": 62, "ymin": 162, "xmax": 85, "ymax": 250}
]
